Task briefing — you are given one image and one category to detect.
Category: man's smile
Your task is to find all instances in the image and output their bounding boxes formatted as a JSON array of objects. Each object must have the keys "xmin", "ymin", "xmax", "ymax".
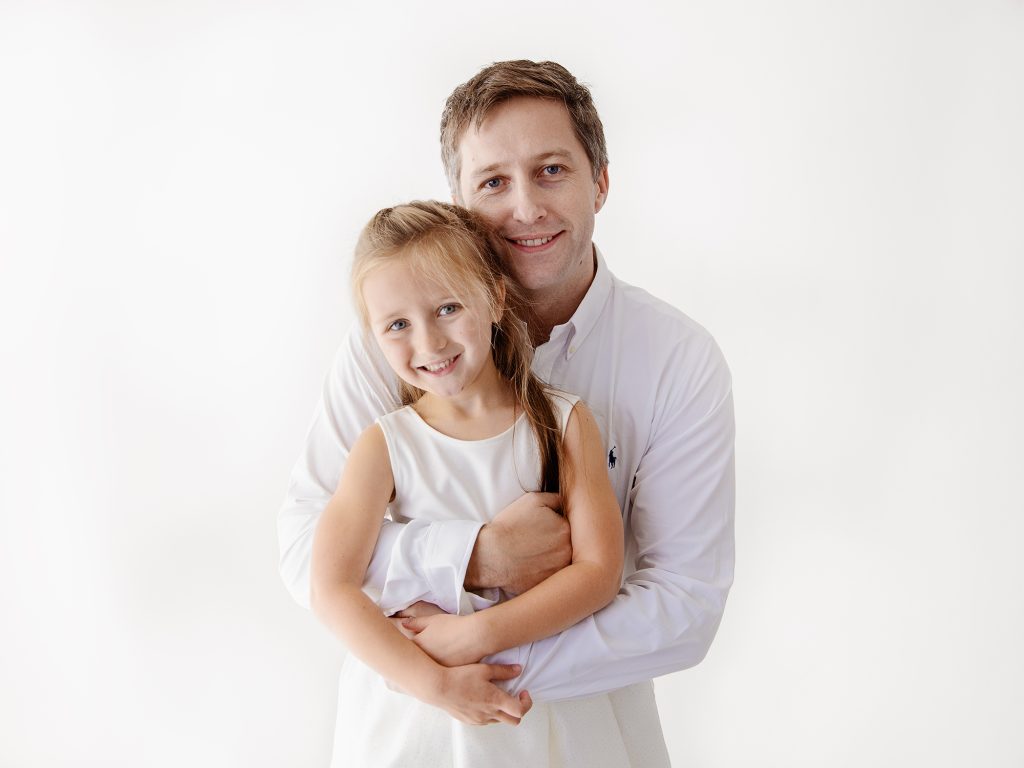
[{"xmin": 506, "ymin": 231, "xmax": 563, "ymax": 252}]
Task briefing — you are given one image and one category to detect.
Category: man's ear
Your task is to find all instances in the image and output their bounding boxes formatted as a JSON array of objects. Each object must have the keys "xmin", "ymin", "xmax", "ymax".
[{"xmin": 594, "ymin": 166, "xmax": 610, "ymax": 213}]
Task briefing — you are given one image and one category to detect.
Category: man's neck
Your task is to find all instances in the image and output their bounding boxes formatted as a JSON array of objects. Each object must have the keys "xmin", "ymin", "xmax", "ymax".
[{"xmin": 528, "ymin": 246, "xmax": 598, "ymax": 347}]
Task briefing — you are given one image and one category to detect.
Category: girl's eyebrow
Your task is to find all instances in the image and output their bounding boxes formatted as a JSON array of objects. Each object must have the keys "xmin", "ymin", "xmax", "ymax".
[{"xmin": 367, "ymin": 308, "xmax": 404, "ymax": 326}]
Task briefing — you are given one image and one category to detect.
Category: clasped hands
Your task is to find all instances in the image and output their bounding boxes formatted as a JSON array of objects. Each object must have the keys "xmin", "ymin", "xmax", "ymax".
[{"xmin": 387, "ymin": 491, "xmax": 570, "ymax": 724}]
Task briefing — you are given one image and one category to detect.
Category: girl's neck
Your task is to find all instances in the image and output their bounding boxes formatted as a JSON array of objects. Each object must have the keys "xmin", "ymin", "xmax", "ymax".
[{"xmin": 413, "ymin": 364, "xmax": 518, "ymax": 441}]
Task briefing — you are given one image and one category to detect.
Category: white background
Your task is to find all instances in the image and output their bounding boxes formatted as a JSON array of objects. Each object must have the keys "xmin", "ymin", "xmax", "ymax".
[{"xmin": 2, "ymin": 1, "xmax": 1022, "ymax": 766}]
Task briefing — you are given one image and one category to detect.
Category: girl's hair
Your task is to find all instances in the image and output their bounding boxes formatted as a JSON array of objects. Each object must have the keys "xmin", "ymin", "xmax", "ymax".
[{"xmin": 351, "ymin": 201, "xmax": 564, "ymax": 493}]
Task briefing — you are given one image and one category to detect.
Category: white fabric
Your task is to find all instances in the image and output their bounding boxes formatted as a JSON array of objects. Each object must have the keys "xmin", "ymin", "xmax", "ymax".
[
  {"xmin": 330, "ymin": 392, "xmax": 668, "ymax": 768},
  {"xmin": 278, "ymin": 248, "xmax": 735, "ymax": 706},
  {"xmin": 380, "ymin": 392, "xmax": 578, "ymax": 615}
]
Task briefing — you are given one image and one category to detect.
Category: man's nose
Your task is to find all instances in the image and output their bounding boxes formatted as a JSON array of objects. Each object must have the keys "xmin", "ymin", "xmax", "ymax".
[{"xmin": 511, "ymin": 183, "xmax": 546, "ymax": 224}]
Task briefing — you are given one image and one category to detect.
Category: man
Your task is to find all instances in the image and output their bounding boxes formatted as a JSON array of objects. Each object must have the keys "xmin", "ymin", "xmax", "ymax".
[{"xmin": 279, "ymin": 60, "xmax": 734, "ymax": 763}]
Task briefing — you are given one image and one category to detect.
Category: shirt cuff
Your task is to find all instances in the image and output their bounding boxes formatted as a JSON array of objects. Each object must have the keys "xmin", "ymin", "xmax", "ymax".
[{"xmin": 423, "ymin": 518, "xmax": 485, "ymax": 616}]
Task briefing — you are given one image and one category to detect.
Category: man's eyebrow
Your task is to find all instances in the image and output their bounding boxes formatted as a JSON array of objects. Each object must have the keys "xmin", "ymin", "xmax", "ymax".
[{"xmin": 468, "ymin": 150, "xmax": 576, "ymax": 180}]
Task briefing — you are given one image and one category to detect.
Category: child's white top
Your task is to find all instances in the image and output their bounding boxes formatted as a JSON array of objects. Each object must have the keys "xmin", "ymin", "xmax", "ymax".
[
  {"xmin": 377, "ymin": 388, "xmax": 576, "ymax": 615},
  {"xmin": 331, "ymin": 387, "xmax": 665, "ymax": 768},
  {"xmin": 381, "ymin": 389, "xmax": 577, "ymax": 526}
]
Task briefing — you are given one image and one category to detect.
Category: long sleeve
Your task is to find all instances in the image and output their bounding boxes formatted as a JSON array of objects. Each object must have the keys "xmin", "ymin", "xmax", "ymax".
[
  {"xmin": 492, "ymin": 333, "xmax": 736, "ymax": 702},
  {"xmin": 277, "ymin": 326, "xmax": 482, "ymax": 614}
]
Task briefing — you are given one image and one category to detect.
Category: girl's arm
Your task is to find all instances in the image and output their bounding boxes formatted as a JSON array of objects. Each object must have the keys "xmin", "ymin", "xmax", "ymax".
[
  {"xmin": 403, "ymin": 403, "xmax": 624, "ymax": 665},
  {"xmin": 310, "ymin": 424, "xmax": 529, "ymax": 726}
]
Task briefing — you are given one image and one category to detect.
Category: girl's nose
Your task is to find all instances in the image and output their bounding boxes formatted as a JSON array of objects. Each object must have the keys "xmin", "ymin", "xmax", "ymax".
[{"xmin": 416, "ymin": 323, "xmax": 447, "ymax": 353}]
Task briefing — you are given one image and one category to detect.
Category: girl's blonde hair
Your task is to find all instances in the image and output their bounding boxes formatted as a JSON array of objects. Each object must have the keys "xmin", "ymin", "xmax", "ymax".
[{"xmin": 352, "ymin": 200, "xmax": 563, "ymax": 493}]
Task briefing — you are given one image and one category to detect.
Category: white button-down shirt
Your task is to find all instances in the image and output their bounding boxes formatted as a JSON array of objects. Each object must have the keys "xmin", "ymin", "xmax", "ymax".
[{"xmin": 278, "ymin": 249, "xmax": 735, "ymax": 703}]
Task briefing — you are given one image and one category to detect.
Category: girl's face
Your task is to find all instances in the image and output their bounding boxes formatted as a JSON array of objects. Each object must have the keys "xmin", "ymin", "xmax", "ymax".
[{"xmin": 361, "ymin": 256, "xmax": 497, "ymax": 402}]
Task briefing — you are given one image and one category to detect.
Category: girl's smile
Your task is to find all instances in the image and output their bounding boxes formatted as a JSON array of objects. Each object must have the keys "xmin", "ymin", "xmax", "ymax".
[
  {"xmin": 361, "ymin": 257, "xmax": 499, "ymax": 405},
  {"xmin": 418, "ymin": 353, "xmax": 461, "ymax": 375}
]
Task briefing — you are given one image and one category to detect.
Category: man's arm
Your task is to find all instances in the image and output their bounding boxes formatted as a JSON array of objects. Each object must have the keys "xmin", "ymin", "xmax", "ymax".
[{"xmin": 489, "ymin": 338, "xmax": 736, "ymax": 702}]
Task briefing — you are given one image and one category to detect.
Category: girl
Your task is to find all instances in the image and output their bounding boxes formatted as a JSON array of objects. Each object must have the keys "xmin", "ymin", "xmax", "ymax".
[{"xmin": 310, "ymin": 201, "xmax": 624, "ymax": 767}]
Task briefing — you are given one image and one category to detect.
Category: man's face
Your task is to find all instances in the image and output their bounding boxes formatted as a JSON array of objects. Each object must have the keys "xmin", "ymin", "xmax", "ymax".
[{"xmin": 455, "ymin": 97, "xmax": 609, "ymax": 301}]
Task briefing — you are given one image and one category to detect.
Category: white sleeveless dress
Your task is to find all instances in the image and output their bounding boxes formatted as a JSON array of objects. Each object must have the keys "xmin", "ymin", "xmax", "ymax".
[{"xmin": 330, "ymin": 391, "xmax": 660, "ymax": 767}]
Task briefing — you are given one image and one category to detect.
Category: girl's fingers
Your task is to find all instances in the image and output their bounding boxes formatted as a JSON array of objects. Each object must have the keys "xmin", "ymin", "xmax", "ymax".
[
  {"xmin": 490, "ymin": 710, "xmax": 522, "ymax": 727},
  {"xmin": 483, "ymin": 663, "xmax": 522, "ymax": 681},
  {"xmin": 482, "ymin": 664, "xmax": 527, "ymax": 717},
  {"xmin": 387, "ymin": 617, "xmax": 416, "ymax": 639},
  {"xmin": 532, "ymin": 491, "xmax": 561, "ymax": 508},
  {"xmin": 518, "ymin": 690, "xmax": 533, "ymax": 715},
  {"xmin": 394, "ymin": 600, "xmax": 444, "ymax": 618},
  {"xmin": 400, "ymin": 617, "xmax": 424, "ymax": 633}
]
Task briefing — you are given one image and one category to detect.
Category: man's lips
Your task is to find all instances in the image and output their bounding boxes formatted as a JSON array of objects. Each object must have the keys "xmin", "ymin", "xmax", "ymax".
[{"xmin": 506, "ymin": 232, "xmax": 563, "ymax": 251}]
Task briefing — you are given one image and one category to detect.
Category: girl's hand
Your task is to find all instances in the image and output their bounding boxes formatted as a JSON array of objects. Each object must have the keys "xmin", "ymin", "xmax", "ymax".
[
  {"xmin": 402, "ymin": 612, "xmax": 488, "ymax": 667},
  {"xmin": 394, "ymin": 600, "xmax": 446, "ymax": 618},
  {"xmin": 427, "ymin": 663, "xmax": 532, "ymax": 726},
  {"xmin": 390, "ymin": 600, "xmax": 446, "ymax": 639}
]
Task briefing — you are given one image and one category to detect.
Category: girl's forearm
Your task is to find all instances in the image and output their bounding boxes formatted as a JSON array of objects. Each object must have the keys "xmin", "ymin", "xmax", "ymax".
[
  {"xmin": 312, "ymin": 583, "xmax": 443, "ymax": 700},
  {"xmin": 473, "ymin": 560, "xmax": 620, "ymax": 657}
]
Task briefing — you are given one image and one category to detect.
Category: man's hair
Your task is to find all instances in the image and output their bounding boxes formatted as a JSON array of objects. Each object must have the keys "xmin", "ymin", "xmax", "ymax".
[{"xmin": 440, "ymin": 60, "xmax": 609, "ymax": 195}]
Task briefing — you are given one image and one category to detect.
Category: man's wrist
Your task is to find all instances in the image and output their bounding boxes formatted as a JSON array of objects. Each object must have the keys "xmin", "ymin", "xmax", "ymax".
[{"xmin": 465, "ymin": 523, "xmax": 502, "ymax": 591}]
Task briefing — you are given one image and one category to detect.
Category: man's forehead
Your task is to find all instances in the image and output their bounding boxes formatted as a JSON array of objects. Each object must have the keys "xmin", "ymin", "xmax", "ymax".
[{"xmin": 456, "ymin": 99, "xmax": 583, "ymax": 172}]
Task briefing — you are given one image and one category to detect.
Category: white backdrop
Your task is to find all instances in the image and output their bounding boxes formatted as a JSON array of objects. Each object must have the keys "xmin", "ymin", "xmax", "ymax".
[{"xmin": 1, "ymin": 1, "xmax": 1022, "ymax": 766}]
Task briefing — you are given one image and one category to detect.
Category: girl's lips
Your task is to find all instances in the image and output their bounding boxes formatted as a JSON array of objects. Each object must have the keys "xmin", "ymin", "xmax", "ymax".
[{"xmin": 418, "ymin": 353, "xmax": 460, "ymax": 376}]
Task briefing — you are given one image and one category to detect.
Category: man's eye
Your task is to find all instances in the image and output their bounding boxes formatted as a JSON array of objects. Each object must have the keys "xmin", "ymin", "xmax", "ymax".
[
  {"xmin": 438, "ymin": 304, "xmax": 460, "ymax": 317},
  {"xmin": 387, "ymin": 319, "xmax": 408, "ymax": 332},
  {"xmin": 543, "ymin": 165, "xmax": 563, "ymax": 176},
  {"xmin": 483, "ymin": 178, "xmax": 502, "ymax": 189}
]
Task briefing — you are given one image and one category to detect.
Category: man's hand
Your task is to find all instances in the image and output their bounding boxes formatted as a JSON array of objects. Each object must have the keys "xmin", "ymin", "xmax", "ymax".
[
  {"xmin": 465, "ymin": 492, "xmax": 571, "ymax": 595},
  {"xmin": 426, "ymin": 664, "xmax": 533, "ymax": 726}
]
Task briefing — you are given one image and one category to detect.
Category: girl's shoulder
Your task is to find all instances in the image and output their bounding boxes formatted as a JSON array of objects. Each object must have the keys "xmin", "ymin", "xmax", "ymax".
[
  {"xmin": 372, "ymin": 405, "xmax": 419, "ymax": 442},
  {"xmin": 543, "ymin": 387, "xmax": 581, "ymax": 433},
  {"xmin": 375, "ymin": 403, "xmax": 418, "ymax": 424}
]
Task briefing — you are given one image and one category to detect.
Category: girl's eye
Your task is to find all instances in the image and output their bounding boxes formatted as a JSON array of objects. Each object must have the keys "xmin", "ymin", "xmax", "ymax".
[
  {"xmin": 387, "ymin": 319, "xmax": 408, "ymax": 332},
  {"xmin": 438, "ymin": 304, "xmax": 460, "ymax": 317}
]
